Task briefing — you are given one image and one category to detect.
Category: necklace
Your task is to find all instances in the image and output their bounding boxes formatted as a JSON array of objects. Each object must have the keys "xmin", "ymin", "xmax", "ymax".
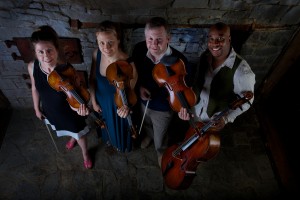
[{"xmin": 39, "ymin": 62, "xmax": 52, "ymax": 75}]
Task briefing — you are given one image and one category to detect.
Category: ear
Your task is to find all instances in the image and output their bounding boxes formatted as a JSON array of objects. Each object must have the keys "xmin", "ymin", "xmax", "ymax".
[
  {"xmin": 167, "ymin": 34, "xmax": 171, "ymax": 42},
  {"xmin": 117, "ymin": 39, "xmax": 122, "ymax": 49},
  {"xmin": 228, "ymin": 35, "xmax": 231, "ymax": 43}
]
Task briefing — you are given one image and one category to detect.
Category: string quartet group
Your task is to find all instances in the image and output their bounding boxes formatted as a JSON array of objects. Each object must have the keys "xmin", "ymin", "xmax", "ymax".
[
  {"xmin": 48, "ymin": 57, "xmax": 253, "ymax": 190},
  {"xmin": 29, "ymin": 20, "xmax": 255, "ymax": 190}
]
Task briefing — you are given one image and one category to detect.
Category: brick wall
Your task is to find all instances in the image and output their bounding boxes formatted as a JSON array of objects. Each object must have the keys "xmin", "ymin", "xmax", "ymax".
[{"xmin": 0, "ymin": 0, "xmax": 300, "ymax": 108}]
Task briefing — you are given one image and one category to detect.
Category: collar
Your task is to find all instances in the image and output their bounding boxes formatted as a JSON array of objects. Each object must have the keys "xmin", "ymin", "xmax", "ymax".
[
  {"xmin": 222, "ymin": 47, "xmax": 237, "ymax": 69},
  {"xmin": 208, "ymin": 47, "xmax": 236, "ymax": 70},
  {"xmin": 146, "ymin": 45, "xmax": 172, "ymax": 64}
]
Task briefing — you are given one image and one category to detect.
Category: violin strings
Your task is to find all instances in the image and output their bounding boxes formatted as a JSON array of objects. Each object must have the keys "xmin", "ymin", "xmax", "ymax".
[
  {"xmin": 120, "ymin": 89, "xmax": 134, "ymax": 127},
  {"xmin": 120, "ymin": 89, "xmax": 128, "ymax": 106},
  {"xmin": 70, "ymin": 90, "xmax": 85, "ymax": 104}
]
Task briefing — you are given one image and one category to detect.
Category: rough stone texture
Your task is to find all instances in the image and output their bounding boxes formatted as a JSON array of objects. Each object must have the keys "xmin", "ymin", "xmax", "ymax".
[
  {"xmin": 0, "ymin": 107, "xmax": 281, "ymax": 200},
  {"xmin": 0, "ymin": 0, "xmax": 300, "ymax": 108}
]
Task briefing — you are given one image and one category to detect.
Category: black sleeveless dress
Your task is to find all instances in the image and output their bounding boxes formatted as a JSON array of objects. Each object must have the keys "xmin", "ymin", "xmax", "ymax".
[{"xmin": 33, "ymin": 60, "xmax": 89, "ymax": 139}]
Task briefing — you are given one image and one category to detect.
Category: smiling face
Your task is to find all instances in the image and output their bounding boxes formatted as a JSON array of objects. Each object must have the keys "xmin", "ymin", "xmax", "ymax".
[
  {"xmin": 207, "ymin": 24, "xmax": 231, "ymax": 62},
  {"xmin": 34, "ymin": 41, "xmax": 59, "ymax": 68},
  {"xmin": 145, "ymin": 26, "xmax": 170, "ymax": 59},
  {"xmin": 96, "ymin": 30, "xmax": 120, "ymax": 58}
]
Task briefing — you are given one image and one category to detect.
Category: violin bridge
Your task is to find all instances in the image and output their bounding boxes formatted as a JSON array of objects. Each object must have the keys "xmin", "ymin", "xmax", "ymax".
[{"xmin": 114, "ymin": 80, "xmax": 124, "ymax": 89}]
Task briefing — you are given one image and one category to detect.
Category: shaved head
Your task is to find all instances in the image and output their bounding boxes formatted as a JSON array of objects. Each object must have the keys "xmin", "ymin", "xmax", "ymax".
[{"xmin": 209, "ymin": 22, "xmax": 230, "ymax": 36}]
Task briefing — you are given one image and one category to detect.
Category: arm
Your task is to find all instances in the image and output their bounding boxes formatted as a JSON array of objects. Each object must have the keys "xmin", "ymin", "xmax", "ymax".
[
  {"xmin": 226, "ymin": 60, "xmax": 256, "ymax": 123},
  {"xmin": 89, "ymin": 49, "xmax": 102, "ymax": 113},
  {"xmin": 28, "ymin": 61, "xmax": 43, "ymax": 120}
]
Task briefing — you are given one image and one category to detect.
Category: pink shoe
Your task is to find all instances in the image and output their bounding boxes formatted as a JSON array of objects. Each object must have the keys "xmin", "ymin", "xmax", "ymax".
[
  {"xmin": 66, "ymin": 139, "xmax": 76, "ymax": 150},
  {"xmin": 84, "ymin": 158, "xmax": 93, "ymax": 169}
]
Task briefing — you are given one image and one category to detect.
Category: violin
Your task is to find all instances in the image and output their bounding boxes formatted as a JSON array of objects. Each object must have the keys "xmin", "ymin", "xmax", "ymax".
[
  {"xmin": 161, "ymin": 91, "xmax": 254, "ymax": 190},
  {"xmin": 152, "ymin": 58, "xmax": 196, "ymax": 112},
  {"xmin": 106, "ymin": 60, "xmax": 138, "ymax": 139},
  {"xmin": 47, "ymin": 64, "xmax": 90, "ymax": 109},
  {"xmin": 47, "ymin": 63, "xmax": 106, "ymax": 128},
  {"xmin": 153, "ymin": 57, "xmax": 202, "ymax": 148}
]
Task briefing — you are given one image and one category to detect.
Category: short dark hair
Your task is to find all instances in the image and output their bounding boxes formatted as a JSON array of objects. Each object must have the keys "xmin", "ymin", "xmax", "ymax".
[
  {"xmin": 30, "ymin": 25, "xmax": 59, "ymax": 50},
  {"xmin": 212, "ymin": 22, "xmax": 230, "ymax": 34},
  {"xmin": 145, "ymin": 17, "xmax": 170, "ymax": 34}
]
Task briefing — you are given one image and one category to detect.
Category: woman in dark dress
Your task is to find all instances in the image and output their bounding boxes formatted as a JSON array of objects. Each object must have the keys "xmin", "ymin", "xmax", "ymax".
[{"xmin": 28, "ymin": 25, "xmax": 92, "ymax": 169}]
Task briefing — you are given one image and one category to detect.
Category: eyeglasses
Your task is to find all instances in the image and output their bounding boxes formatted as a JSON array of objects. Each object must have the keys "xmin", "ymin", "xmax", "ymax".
[{"xmin": 208, "ymin": 37, "xmax": 226, "ymax": 43}]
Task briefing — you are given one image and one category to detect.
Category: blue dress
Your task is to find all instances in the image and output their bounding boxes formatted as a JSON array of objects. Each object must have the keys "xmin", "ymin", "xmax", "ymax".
[{"xmin": 94, "ymin": 49, "xmax": 132, "ymax": 152}]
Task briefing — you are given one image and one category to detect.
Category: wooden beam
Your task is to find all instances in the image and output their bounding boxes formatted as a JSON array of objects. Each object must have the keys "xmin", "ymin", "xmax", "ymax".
[{"xmin": 258, "ymin": 27, "xmax": 300, "ymax": 99}]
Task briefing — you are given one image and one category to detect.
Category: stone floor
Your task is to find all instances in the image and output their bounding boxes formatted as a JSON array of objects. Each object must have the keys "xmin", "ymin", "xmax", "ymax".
[{"xmin": 0, "ymin": 108, "xmax": 281, "ymax": 200}]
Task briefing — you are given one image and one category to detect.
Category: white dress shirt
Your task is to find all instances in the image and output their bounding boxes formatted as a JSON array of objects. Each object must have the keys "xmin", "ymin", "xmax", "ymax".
[{"xmin": 192, "ymin": 48, "xmax": 256, "ymax": 124}]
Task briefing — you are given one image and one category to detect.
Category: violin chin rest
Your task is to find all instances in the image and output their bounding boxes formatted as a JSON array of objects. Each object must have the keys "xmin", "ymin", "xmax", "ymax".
[{"xmin": 160, "ymin": 56, "xmax": 179, "ymax": 66}]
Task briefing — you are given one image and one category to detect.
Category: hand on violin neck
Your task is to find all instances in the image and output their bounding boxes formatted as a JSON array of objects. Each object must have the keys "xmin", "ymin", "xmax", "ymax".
[
  {"xmin": 178, "ymin": 107, "xmax": 193, "ymax": 121},
  {"xmin": 76, "ymin": 104, "xmax": 90, "ymax": 116},
  {"xmin": 117, "ymin": 105, "xmax": 130, "ymax": 118}
]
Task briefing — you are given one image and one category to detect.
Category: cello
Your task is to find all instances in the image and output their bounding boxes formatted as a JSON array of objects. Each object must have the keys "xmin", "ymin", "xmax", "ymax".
[
  {"xmin": 106, "ymin": 60, "xmax": 138, "ymax": 139},
  {"xmin": 161, "ymin": 91, "xmax": 253, "ymax": 190}
]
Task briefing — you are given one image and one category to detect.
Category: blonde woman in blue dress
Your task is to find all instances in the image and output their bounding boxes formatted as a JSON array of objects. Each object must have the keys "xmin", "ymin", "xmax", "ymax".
[{"xmin": 89, "ymin": 21, "xmax": 138, "ymax": 152}]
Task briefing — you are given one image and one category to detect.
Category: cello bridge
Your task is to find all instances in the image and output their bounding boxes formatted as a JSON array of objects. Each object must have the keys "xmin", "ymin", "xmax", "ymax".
[
  {"xmin": 196, "ymin": 159, "xmax": 206, "ymax": 163},
  {"xmin": 185, "ymin": 170, "xmax": 196, "ymax": 174}
]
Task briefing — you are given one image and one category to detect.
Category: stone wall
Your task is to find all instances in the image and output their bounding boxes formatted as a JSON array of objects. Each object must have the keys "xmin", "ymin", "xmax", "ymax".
[{"xmin": 1, "ymin": 0, "xmax": 300, "ymax": 108}]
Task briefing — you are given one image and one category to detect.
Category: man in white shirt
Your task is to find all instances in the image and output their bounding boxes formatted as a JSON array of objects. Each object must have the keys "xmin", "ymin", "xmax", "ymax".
[{"xmin": 178, "ymin": 22, "xmax": 255, "ymax": 130}]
